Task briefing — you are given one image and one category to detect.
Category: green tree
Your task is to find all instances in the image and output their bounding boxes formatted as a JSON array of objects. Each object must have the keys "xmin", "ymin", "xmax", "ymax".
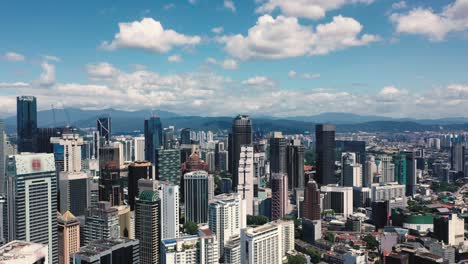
[
  {"xmin": 323, "ymin": 232, "xmax": 335, "ymax": 242},
  {"xmin": 184, "ymin": 221, "xmax": 198, "ymax": 235},
  {"xmin": 305, "ymin": 150, "xmax": 316, "ymax": 165},
  {"xmin": 247, "ymin": 215, "xmax": 269, "ymax": 226},
  {"xmin": 288, "ymin": 255, "xmax": 307, "ymax": 264},
  {"xmin": 362, "ymin": 234, "xmax": 379, "ymax": 251},
  {"xmin": 306, "ymin": 248, "xmax": 321, "ymax": 263}
]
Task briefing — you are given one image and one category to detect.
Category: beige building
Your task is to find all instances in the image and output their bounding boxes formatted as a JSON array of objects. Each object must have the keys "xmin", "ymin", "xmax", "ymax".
[
  {"xmin": 116, "ymin": 205, "xmax": 135, "ymax": 239},
  {"xmin": 58, "ymin": 211, "xmax": 80, "ymax": 264}
]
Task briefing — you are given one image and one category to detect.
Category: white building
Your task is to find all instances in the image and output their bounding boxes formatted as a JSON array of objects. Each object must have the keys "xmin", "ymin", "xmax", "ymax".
[
  {"xmin": 160, "ymin": 183, "xmax": 180, "ymax": 240},
  {"xmin": 448, "ymin": 214, "xmax": 465, "ymax": 246},
  {"xmin": 321, "ymin": 185, "xmax": 353, "ymax": 218},
  {"xmin": 344, "ymin": 249, "xmax": 367, "ymax": 264},
  {"xmin": 0, "ymin": 240, "xmax": 49, "ymax": 264},
  {"xmin": 240, "ymin": 220, "xmax": 294, "ymax": 264},
  {"xmin": 208, "ymin": 193, "xmax": 246, "ymax": 256},
  {"xmin": 199, "ymin": 228, "xmax": 219, "ymax": 264},
  {"xmin": 379, "ymin": 155, "xmax": 395, "ymax": 183},
  {"xmin": 238, "ymin": 145, "xmax": 254, "ymax": 215},
  {"xmin": 224, "ymin": 235, "xmax": 241, "ymax": 264},
  {"xmin": 341, "ymin": 152, "xmax": 362, "ymax": 187},
  {"xmin": 371, "ymin": 182, "xmax": 406, "ymax": 202},
  {"xmin": 50, "ymin": 131, "xmax": 83, "ymax": 172},
  {"xmin": 134, "ymin": 137, "xmax": 145, "ymax": 161}
]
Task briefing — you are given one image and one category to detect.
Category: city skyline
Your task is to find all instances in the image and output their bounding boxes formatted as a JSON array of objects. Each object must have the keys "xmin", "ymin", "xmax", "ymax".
[{"xmin": 1, "ymin": 0, "xmax": 468, "ymax": 118}]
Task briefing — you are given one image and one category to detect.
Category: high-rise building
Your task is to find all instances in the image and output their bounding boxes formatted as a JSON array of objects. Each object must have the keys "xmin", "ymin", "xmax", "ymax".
[
  {"xmin": 380, "ymin": 155, "xmax": 395, "ymax": 183},
  {"xmin": 286, "ymin": 139, "xmax": 305, "ymax": 190},
  {"xmin": 371, "ymin": 182, "xmax": 406, "ymax": 202},
  {"xmin": 371, "ymin": 200, "xmax": 390, "ymax": 230},
  {"xmin": 320, "ymin": 185, "xmax": 353, "ymax": 218},
  {"xmin": 59, "ymin": 171, "xmax": 89, "ymax": 216},
  {"xmin": 99, "ymin": 144, "xmax": 120, "ymax": 172},
  {"xmin": 269, "ymin": 132, "xmax": 287, "ymax": 174},
  {"xmin": 451, "ymin": 140, "xmax": 465, "ymax": 173},
  {"xmin": 180, "ymin": 128, "xmax": 192, "ymax": 145},
  {"xmin": 315, "ymin": 124, "xmax": 336, "ymax": 185},
  {"xmin": 72, "ymin": 238, "xmax": 140, "ymax": 264},
  {"xmin": 336, "ymin": 140, "xmax": 366, "ymax": 182},
  {"xmin": 128, "ymin": 161, "xmax": 153, "ymax": 210},
  {"xmin": 434, "ymin": 214, "xmax": 465, "ymax": 246},
  {"xmin": 229, "ymin": 115, "xmax": 252, "ymax": 191},
  {"xmin": 198, "ymin": 228, "xmax": 219, "ymax": 264},
  {"xmin": 184, "ymin": 170, "xmax": 212, "ymax": 223},
  {"xmin": 0, "ymin": 120, "xmax": 5, "ymax": 194},
  {"xmin": 37, "ymin": 127, "xmax": 63, "ymax": 153},
  {"xmin": 144, "ymin": 116, "xmax": 163, "ymax": 164},
  {"xmin": 156, "ymin": 148, "xmax": 181, "ymax": 185},
  {"xmin": 135, "ymin": 190, "xmax": 160, "ymax": 264},
  {"xmin": 50, "ymin": 129, "xmax": 84, "ymax": 173},
  {"xmin": 134, "ymin": 137, "xmax": 145, "ymax": 161},
  {"xmin": 240, "ymin": 220, "xmax": 294, "ymax": 264},
  {"xmin": 224, "ymin": 235, "xmax": 241, "ymax": 264},
  {"xmin": 161, "ymin": 235, "xmax": 200, "ymax": 264},
  {"xmin": 404, "ymin": 151, "xmax": 417, "ymax": 196},
  {"xmin": 341, "ymin": 152, "xmax": 362, "ymax": 187},
  {"xmin": 393, "ymin": 153, "xmax": 407, "ymax": 186},
  {"xmin": 208, "ymin": 193, "xmax": 246, "ymax": 257},
  {"xmin": 160, "ymin": 183, "xmax": 180, "ymax": 240},
  {"xmin": 237, "ymin": 145, "xmax": 254, "ymax": 215},
  {"xmin": 16, "ymin": 96, "xmax": 38, "ymax": 153},
  {"xmin": 303, "ymin": 180, "xmax": 321, "ymax": 220},
  {"xmin": 83, "ymin": 201, "xmax": 120, "ymax": 245},
  {"xmin": 58, "ymin": 211, "xmax": 80, "ymax": 264},
  {"xmin": 271, "ymin": 173, "xmax": 288, "ymax": 220},
  {"xmin": 115, "ymin": 205, "xmax": 134, "ymax": 239},
  {"xmin": 99, "ymin": 162, "xmax": 122, "ymax": 206},
  {"xmin": 97, "ymin": 116, "xmax": 111, "ymax": 143},
  {"xmin": 6, "ymin": 153, "xmax": 58, "ymax": 263}
]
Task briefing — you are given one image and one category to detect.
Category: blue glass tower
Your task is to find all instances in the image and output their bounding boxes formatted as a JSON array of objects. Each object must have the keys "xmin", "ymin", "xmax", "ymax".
[
  {"xmin": 144, "ymin": 116, "xmax": 163, "ymax": 164},
  {"xmin": 16, "ymin": 96, "xmax": 38, "ymax": 153}
]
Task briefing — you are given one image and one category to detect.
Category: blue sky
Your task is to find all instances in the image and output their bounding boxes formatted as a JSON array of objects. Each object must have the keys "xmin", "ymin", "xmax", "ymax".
[{"xmin": 1, "ymin": 0, "xmax": 468, "ymax": 118}]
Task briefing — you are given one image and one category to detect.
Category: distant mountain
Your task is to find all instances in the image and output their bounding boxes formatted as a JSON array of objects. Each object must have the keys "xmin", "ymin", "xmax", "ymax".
[{"xmin": 289, "ymin": 112, "xmax": 394, "ymax": 124}]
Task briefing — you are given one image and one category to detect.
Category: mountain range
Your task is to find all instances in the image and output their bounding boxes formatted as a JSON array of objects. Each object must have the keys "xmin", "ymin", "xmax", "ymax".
[{"xmin": 2, "ymin": 108, "xmax": 468, "ymax": 134}]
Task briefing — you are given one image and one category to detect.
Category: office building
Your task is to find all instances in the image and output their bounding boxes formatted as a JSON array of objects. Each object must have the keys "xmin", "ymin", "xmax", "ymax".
[
  {"xmin": 229, "ymin": 115, "xmax": 252, "ymax": 191},
  {"xmin": 380, "ymin": 155, "xmax": 395, "ymax": 183},
  {"xmin": 321, "ymin": 185, "xmax": 353, "ymax": 218},
  {"xmin": 269, "ymin": 132, "xmax": 287, "ymax": 174},
  {"xmin": 160, "ymin": 183, "xmax": 180, "ymax": 240},
  {"xmin": 271, "ymin": 173, "xmax": 288, "ymax": 220},
  {"xmin": 37, "ymin": 127, "xmax": 63, "ymax": 154},
  {"xmin": 341, "ymin": 152, "xmax": 362, "ymax": 187},
  {"xmin": 0, "ymin": 240, "xmax": 48, "ymax": 264},
  {"xmin": 302, "ymin": 218, "xmax": 322, "ymax": 243},
  {"xmin": 336, "ymin": 140, "xmax": 366, "ymax": 181},
  {"xmin": 128, "ymin": 161, "xmax": 153, "ymax": 210},
  {"xmin": 198, "ymin": 228, "xmax": 219, "ymax": 264},
  {"xmin": 0, "ymin": 120, "xmax": 5, "ymax": 194},
  {"xmin": 116, "ymin": 205, "xmax": 134, "ymax": 239},
  {"xmin": 372, "ymin": 200, "xmax": 390, "ymax": 230},
  {"xmin": 208, "ymin": 193, "xmax": 246, "ymax": 256},
  {"xmin": 286, "ymin": 139, "xmax": 305, "ymax": 190},
  {"xmin": 72, "ymin": 238, "xmax": 140, "ymax": 264},
  {"xmin": 6, "ymin": 153, "xmax": 58, "ymax": 263},
  {"xmin": 163, "ymin": 127, "xmax": 175, "ymax": 149},
  {"xmin": 144, "ymin": 116, "xmax": 163, "ymax": 164},
  {"xmin": 99, "ymin": 144, "xmax": 120, "ymax": 172},
  {"xmin": 393, "ymin": 153, "xmax": 407, "ymax": 186},
  {"xmin": 156, "ymin": 148, "xmax": 181, "ymax": 185},
  {"xmin": 181, "ymin": 128, "xmax": 192, "ymax": 145},
  {"xmin": 184, "ymin": 171, "xmax": 212, "ymax": 223},
  {"xmin": 59, "ymin": 171, "xmax": 89, "ymax": 216},
  {"xmin": 51, "ymin": 130, "xmax": 84, "ymax": 173},
  {"xmin": 99, "ymin": 161, "xmax": 122, "ymax": 206},
  {"xmin": 371, "ymin": 182, "xmax": 406, "ymax": 202},
  {"xmin": 16, "ymin": 96, "xmax": 38, "ymax": 153},
  {"xmin": 434, "ymin": 214, "xmax": 465, "ymax": 246},
  {"xmin": 58, "ymin": 211, "xmax": 80, "ymax": 264},
  {"xmin": 97, "ymin": 116, "xmax": 111, "ymax": 143},
  {"xmin": 404, "ymin": 151, "xmax": 417, "ymax": 196},
  {"xmin": 83, "ymin": 201, "xmax": 120, "ymax": 245},
  {"xmin": 224, "ymin": 235, "xmax": 241, "ymax": 264},
  {"xmin": 135, "ymin": 190, "xmax": 160, "ymax": 264},
  {"xmin": 451, "ymin": 140, "xmax": 465, "ymax": 173},
  {"xmin": 134, "ymin": 137, "xmax": 145, "ymax": 161},
  {"xmin": 303, "ymin": 180, "xmax": 321, "ymax": 220},
  {"xmin": 161, "ymin": 235, "xmax": 199, "ymax": 264},
  {"xmin": 237, "ymin": 145, "xmax": 254, "ymax": 215},
  {"xmin": 315, "ymin": 124, "xmax": 336, "ymax": 185}
]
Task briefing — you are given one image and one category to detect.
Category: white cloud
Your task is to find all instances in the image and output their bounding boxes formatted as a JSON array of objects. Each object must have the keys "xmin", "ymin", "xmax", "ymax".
[
  {"xmin": 212, "ymin": 27, "xmax": 224, "ymax": 34},
  {"xmin": 302, "ymin": 73, "xmax": 321, "ymax": 79},
  {"xmin": 219, "ymin": 15, "xmax": 379, "ymax": 60},
  {"xmin": 391, "ymin": 1, "xmax": 406, "ymax": 10},
  {"xmin": 86, "ymin": 62, "xmax": 120, "ymax": 79},
  {"xmin": 101, "ymin": 18, "xmax": 201, "ymax": 53},
  {"xmin": 42, "ymin": 55, "xmax": 61, "ymax": 62},
  {"xmin": 224, "ymin": 0, "xmax": 236, "ymax": 12},
  {"xmin": 256, "ymin": 0, "xmax": 374, "ymax": 20},
  {"xmin": 0, "ymin": 82, "xmax": 29, "ymax": 88},
  {"xmin": 206, "ymin": 57, "xmax": 239, "ymax": 70},
  {"xmin": 163, "ymin": 3, "xmax": 175, "ymax": 10},
  {"xmin": 390, "ymin": 0, "xmax": 468, "ymax": 41},
  {"xmin": 288, "ymin": 70, "xmax": 297, "ymax": 78},
  {"xmin": 242, "ymin": 76, "xmax": 276, "ymax": 87},
  {"xmin": 3, "ymin": 52, "xmax": 25, "ymax": 62},
  {"xmin": 36, "ymin": 62, "xmax": 55, "ymax": 86},
  {"xmin": 168, "ymin": 54, "xmax": 183, "ymax": 63}
]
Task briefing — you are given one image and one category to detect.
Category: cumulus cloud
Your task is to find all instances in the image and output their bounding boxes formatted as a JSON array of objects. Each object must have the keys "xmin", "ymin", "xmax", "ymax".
[
  {"xmin": 42, "ymin": 55, "xmax": 61, "ymax": 62},
  {"xmin": 101, "ymin": 18, "xmax": 201, "ymax": 53},
  {"xmin": 168, "ymin": 54, "xmax": 183, "ymax": 63},
  {"xmin": 391, "ymin": 1, "xmax": 407, "ymax": 10},
  {"xmin": 206, "ymin": 57, "xmax": 238, "ymax": 70},
  {"xmin": 256, "ymin": 0, "xmax": 374, "ymax": 20},
  {"xmin": 390, "ymin": 0, "xmax": 468, "ymax": 41},
  {"xmin": 87, "ymin": 62, "xmax": 120, "ymax": 79},
  {"xmin": 212, "ymin": 27, "xmax": 224, "ymax": 34},
  {"xmin": 3, "ymin": 52, "xmax": 25, "ymax": 62},
  {"xmin": 288, "ymin": 70, "xmax": 297, "ymax": 78},
  {"xmin": 219, "ymin": 15, "xmax": 379, "ymax": 60},
  {"xmin": 302, "ymin": 73, "xmax": 321, "ymax": 79},
  {"xmin": 36, "ymin": 62, "xmax": 56, "ymax": 86},
  {"xmin": 0, "ymin": 82, "xmax": 29, "ymax": 88},
  {"xmin": 242, "ymin": 76, "xmax": 276, "ymax": 87},
  {"xmin": 224, "ymin": 0, "xmax": 236, "ymax": 12}
]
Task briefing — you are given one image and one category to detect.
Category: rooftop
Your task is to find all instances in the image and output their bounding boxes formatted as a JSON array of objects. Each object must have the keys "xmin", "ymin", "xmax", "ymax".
[{"xmin": 0, "ymin": 240, "xmax": 47, "ymax": 262}]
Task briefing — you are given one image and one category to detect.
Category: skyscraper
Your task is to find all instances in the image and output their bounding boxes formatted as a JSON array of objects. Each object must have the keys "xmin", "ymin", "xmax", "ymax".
[
  {"xmin": 156, "ymin": 148, "xmax": 181, "ymax": 185},
  {"xmin": 315, "ymin": 124, "xmax": 336, "ymax": 185},
  {"xmin": 341, "ymin": 152, "xmax": 362, "ymax": 187},
  {"xmin": 404, "ymin": 151, "xmax": 417, "ymax": 196},
  {"xmin": 229, "ymin": 115, "xmax": 252, "ymax": 191},
  {"xmin": 135, "ymin": 190, "xmax": 160, "ymax": 264},
  {"xmin": 58, "ymin": 211, "xmax": 80, "ymax": 264},
  {"xmin": 184, "ymin": 170, "xmax": 212, "ymax": 223},
  {"xmin": 83, "ymin": 201, "xmax": 120, "ymax": 245},
  {"xmin": 380, "ymin": 155, "xmax": 395, "ymax": 183},
  {"xmin": 237, "ymin": 145, "xmax": 254, "ymax": 215},
  {"xmin": 451, "ymin": 139, "xmax": 465, "ymax": 173},
  {"xmin": 72, "ymin": 238, "xmax": 140, "ymax": 263},
  {"xmin": 134, "ymin": 137, "xmax": 145, "ymax": 161},
  {"xmin": 271, "ymin": 173, "xmax": 288, "ymax": 220},
  {"xmin": 303, "ymin": 180, "xmax": 321, "ymax": 221},
  {"xmin": 16, "ymin": 96, "xmax": 38, "ymax": 153},
  {"xmin": 320, "ymin": 185, "xmax": 353, "ymax": 218},
  {"xmin": 97, "ymin": 116, "xmax": 111, "ymax": 143},
  {"xmin": 269, "ymin": 132, "xmax": 287, "ymax": 174},
  {"xmin": 144, "ymin": 116, "xmax": 163, "ymax": 165},
  {"xmin": 393, "ymin": 153, "xmax": 407, "ymax": 186},
  {"xmin": 6, "ymin": 153, "xmax": 58, "ymax": 263},
  {"xmin": 286, "ymin": 139, "xmax": 305, "ymax": 190},
  {"xmin": 37, "ymin": 127, "xmax": 63, "ymax": 153},
  {"xmin": 99, "ymin": 162, "xmax": 123, "ymax": 206},
  {"xmin": 59, "ymin": 171, "xmax": 89, "ymax": 216},
  {"xmin": 128, "ymin": 161, "xmax": 153, "ymax": 210},
  {"xmin": 160, "ymin": 183, "xmax": 180, "ymax": 240},
  {"xmin": 0, "ymin": 119, "xmax": 5, "ymax": 194},
  {"xmin": 180, "ymin": 128, "xmax": 192, "ymax": 145},
  {"xmin": 50, "ymin": 130, "xmax": 84, "ymax": 173}
]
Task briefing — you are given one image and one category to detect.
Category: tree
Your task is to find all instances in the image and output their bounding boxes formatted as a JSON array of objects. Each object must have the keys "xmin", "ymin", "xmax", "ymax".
[
  {"xmin": 306, "ymin": 248, "xmax": 321, "ymax": 263},
  {"xmin": 323, "ymin": 232, "xmax": 335, "ymax": 242},
  {"xmin": 288, "ymin": 255, "xmax": 307, "ymax": 264},
  {"xmin": 362, "ymin": 234, "xmax": 379, "ymax": 251},
  {"xmin": 247, "ymin": 215, "xmax": 269, "ymax": 226},
  {"xmin": 184, "ymin": 221, "xmax": 198, "ymax": 235},
  {"xmin": 305, "ymin": 150, "xmax": 315, "ymax": 166}
]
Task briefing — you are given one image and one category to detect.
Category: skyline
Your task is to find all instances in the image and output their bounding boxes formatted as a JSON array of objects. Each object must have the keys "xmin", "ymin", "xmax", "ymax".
[{"xmin": 1, "ymin": 0, "xmax": 468, "ymax": 118}]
